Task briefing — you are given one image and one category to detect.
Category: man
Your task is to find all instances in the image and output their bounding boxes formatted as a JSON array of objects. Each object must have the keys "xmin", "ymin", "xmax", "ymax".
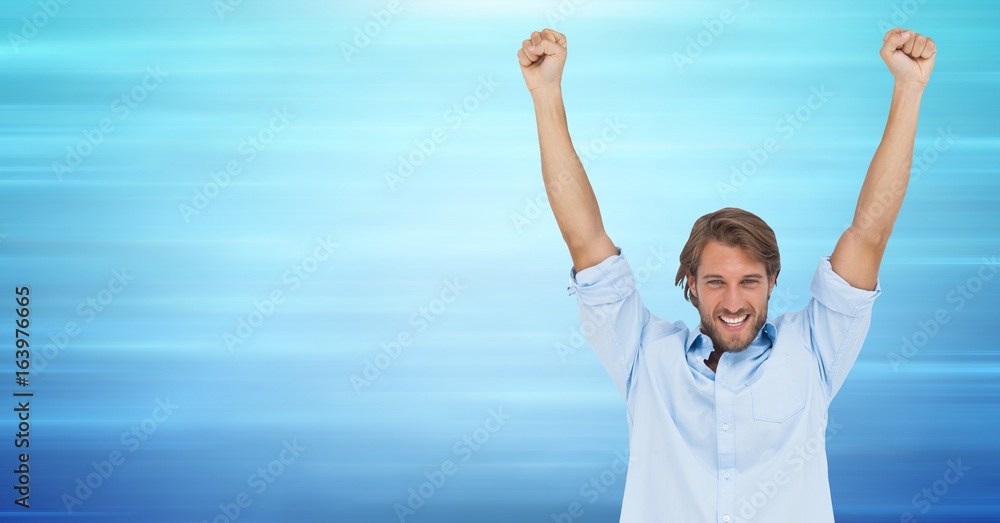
[{"xmin": 517, "ymin": 27, "xmax": 935, "ymax": 522}]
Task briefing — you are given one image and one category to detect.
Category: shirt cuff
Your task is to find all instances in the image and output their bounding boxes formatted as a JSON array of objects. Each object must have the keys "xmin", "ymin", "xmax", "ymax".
[
  {"xmin": 567, "ymin": 247, "xmax": 638, "ymax": 306},
  {"xmin": 810, "ymin": 255, "xmax": 882, "ymax": 316}
]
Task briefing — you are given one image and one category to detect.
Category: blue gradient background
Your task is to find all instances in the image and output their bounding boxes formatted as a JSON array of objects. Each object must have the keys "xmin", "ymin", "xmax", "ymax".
[{"xmin": 1, "ymin": 0, "xmax": 998, "ymax": 521}]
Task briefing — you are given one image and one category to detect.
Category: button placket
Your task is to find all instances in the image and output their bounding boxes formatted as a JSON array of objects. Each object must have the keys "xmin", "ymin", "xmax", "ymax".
[{"xmin": 715, "ymin": 359, "xmax": 736, "ymax": 523}]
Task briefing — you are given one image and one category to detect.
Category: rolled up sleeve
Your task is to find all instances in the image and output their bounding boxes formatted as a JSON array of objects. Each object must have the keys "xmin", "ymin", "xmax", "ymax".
[
  {"xmin": 567, "ymin": 247, "xmax": 649, "ymax": 401},
  {"xmin": 806, "ymin": 255, "xmax": 882, "ymax": 400}
]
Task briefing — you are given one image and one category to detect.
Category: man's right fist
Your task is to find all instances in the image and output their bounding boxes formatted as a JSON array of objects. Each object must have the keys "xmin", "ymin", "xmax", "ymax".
[{"xmin": 517, "ymin": 28, "xmax": 567, "ymax": 94}]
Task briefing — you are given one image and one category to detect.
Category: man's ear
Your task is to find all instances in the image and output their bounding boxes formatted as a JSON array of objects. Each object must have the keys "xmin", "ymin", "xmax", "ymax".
[{"xmin": 687, "ymin": 272, "xmax": 697, "ymax": 298}]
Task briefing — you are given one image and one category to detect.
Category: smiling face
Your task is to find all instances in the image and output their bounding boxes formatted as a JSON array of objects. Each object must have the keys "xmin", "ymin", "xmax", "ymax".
[{"xmin": 688, "ymin": 241, "xmax": 775, "ymax": 353}]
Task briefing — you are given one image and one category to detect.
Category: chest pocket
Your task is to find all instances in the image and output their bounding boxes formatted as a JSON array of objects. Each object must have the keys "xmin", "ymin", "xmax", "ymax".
[{"xmin": 751, "ymin": 361, "xmax": 806, "ymax": 422}]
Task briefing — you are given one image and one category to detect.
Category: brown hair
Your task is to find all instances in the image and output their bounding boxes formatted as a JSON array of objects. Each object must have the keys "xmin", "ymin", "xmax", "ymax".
[{"xmin": 674, "ymin": 207, "xmax": 780, "ymax": 307}]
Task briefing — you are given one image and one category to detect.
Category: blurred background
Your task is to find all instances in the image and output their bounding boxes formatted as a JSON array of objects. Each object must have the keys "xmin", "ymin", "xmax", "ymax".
[{"xmin": 1, "ymin": 0, "xmax": 998, "ymax": 521}]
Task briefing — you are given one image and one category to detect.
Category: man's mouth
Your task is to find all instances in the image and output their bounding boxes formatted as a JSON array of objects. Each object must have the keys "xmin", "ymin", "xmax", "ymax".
[{"xmin": 719, "ymin": 314, "xmax": 749, "ymax": 331}]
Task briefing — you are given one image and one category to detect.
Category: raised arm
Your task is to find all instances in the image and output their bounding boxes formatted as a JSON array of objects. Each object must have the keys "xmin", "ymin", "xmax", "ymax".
[
  {"xmin": 517, "ymin": 29, "xmax": 617, "ymax": 272},
  {"xmin": 831, "ymin": 28, "xmax": 937, "ymax": 290}
]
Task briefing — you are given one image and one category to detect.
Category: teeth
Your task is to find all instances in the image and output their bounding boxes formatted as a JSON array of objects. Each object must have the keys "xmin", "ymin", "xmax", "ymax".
[{"xmin": 721, "ymin": 314, "xmax": 748, "ymax": 326}]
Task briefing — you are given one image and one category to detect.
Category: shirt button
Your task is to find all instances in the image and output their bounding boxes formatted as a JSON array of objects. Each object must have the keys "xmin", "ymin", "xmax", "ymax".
[
  {"xmin": 723, "ymin": 516, "xmax": 731, "ymax": 522},
  {"xmin": 721, "ymin": 423, "xmax": 730, "ymax": 431},
  {"xmin": 723, "ymin": 471, "xmax": 731, "ymax": 479}
]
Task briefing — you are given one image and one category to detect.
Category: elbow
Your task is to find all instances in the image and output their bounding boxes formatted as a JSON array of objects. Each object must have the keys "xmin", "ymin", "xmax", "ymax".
[
  {"xmin": 565, "ymin": 231, "xmax": 617, "ymax": 272},
  {"xmin": 564, "ymin": 229, "xmax": 610, "ymax": 251},
  {"xmin": 562, "ymin": 222, "xmax": 609, "ymax": 249},
  {"xmin": 845, "ymin": 224, "xmax": 891, "ymax": 251}
]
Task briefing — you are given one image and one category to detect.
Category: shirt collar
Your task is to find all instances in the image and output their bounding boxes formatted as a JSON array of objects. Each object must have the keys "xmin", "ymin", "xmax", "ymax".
[{"xmin": 686, "ymin": 320, "xmax": 777, "ymax": 362}]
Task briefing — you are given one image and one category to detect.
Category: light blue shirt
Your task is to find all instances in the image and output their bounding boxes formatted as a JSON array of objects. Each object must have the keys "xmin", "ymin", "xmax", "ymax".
[{"xmin": 567, "ymin": 247, "xmax": 881, "ymax": 523}]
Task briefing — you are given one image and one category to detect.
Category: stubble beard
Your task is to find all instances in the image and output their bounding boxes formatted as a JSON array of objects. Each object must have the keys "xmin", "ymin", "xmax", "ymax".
[{"xmin": 698, "ymin": 304, "xmax": 768, "ymax": 353}]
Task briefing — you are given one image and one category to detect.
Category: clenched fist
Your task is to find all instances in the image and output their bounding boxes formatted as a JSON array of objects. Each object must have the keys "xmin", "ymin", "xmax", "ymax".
[
  {"xmin": 881, "ymin": 28, "xmax": 936, "ymax": 87},
  {"xmin": 517, "ymin": 28, "xmax": 568, "ymax": 94}
]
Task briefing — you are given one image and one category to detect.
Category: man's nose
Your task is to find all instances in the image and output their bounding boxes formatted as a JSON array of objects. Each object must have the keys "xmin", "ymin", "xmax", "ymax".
[{"xmin": 722, "ymin": 286, "xmax": 743, "ymax": 312}]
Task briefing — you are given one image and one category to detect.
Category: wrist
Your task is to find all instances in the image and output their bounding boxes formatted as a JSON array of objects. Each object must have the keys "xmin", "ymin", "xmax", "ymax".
[
  {"xmin": 530, "ymin": 85, "xmax": 563, "ymax": 103},
  {"xmin": 893, "ymin": 79, "xmax": 926, "ymax": 98}
]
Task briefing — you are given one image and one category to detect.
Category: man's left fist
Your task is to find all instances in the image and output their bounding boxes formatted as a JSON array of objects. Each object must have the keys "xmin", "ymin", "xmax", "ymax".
[{"xmin": 881, "ymin": 28, "xmax": 936, "ymax": 87}]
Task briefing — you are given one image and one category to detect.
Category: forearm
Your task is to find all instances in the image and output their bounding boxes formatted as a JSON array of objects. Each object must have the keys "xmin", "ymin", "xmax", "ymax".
[
  {"xmin": 532, "ymin": 88, "xmax": 615, "ymax": 269},
  {"xmin": 850, "ymin": 81, "xmax": 925, "ymax": 242},
  {"xmin": 829, "ymin": 28, "xmax": 935, "ymax": 291}
]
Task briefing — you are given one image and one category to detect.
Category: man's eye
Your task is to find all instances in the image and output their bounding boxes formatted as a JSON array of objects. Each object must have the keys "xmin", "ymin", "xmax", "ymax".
[
  {"xmin": 742, "ymin": 280, "xmax": 759, "ymax": 285},
  {"xmin": 708, "ymin": 280, "xmax": 722, "ymax": 285}
]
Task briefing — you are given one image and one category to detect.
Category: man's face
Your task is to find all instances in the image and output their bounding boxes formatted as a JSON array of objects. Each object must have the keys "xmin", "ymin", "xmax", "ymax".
[{"xmin": 688, "ymin": 241, "xmax": 775, "ymax": 353}]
